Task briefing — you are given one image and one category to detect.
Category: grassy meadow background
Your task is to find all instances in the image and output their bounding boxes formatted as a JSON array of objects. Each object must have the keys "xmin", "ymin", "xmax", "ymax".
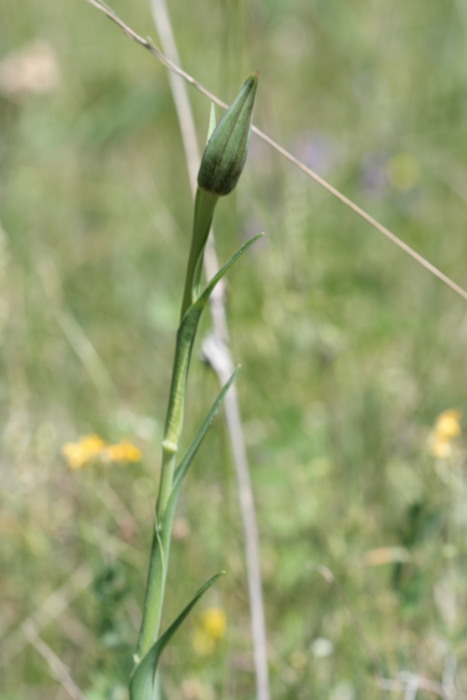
[{"xmin": 2, "ymin": 0, "xmax": 467, "ymax": 698}]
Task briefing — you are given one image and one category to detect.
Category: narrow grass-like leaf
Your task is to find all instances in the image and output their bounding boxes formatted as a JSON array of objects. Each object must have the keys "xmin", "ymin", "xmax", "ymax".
[
  {"xmin": 189, "ymin": 232, "xmax": 264, "ymax": 319},
  {"xmin": 155, "ymin": 371, "xmax": 238, "ymax": 654},
  {"xmin": 130, "ymin": 573, "xmax": 224, "ymax": 700},
  {"xmin": 165, "ymin": 233, "xmax": 263, "ymax": 448},
  {"xmin": 136, "ymin": 234, "xmax": 263, "ymax": 668},
  {"xmin": 173, "ymin": 368, "xmax": 238, "ymax": 488}
]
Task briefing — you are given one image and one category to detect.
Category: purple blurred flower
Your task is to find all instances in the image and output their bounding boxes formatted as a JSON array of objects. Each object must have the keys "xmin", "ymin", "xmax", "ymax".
[
  {"xmin": 291, "ymin": 131, "xmax": 343, "ymax": 177},
  {"xmin": 361, "ymin": 152, "xmax": 389, "ymax": 198}
]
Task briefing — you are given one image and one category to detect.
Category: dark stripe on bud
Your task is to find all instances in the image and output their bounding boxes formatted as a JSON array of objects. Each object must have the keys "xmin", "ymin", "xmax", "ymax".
[{"xmin": 197, "ymin": 73, "xmax": 258, "ymax": 196}]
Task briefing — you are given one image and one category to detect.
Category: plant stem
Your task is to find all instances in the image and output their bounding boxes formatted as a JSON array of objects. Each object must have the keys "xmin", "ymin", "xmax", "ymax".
[
  {"xmin": 135, "ymin": 187, "xmax": 219, "ymax": 661},
  {"xmin": 135, "ymin": 530, "xmax": 166, "ymax": 661},
  {"xmin": 133, "ymin": 70, "xmax": 257, "ymax": 685},
  {"xmin": 180, "ymin": 189, "xmax": 218, "ymax": 319}
]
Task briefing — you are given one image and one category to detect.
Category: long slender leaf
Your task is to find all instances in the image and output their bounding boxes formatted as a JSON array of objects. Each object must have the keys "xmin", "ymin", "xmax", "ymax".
[
  {"xmin": 159, "ymin": 368, "xmax": 239, "ymax": 544},
  {"xmin": 173, "ymin": 368, "xmax": 238, "ymax": 487},
  {"xmin": 165, "ymin": 233, "xmax": 263, "ymax": 449},
  {"xmin": 129, "ymin": 573, "xmax": 224, "ymax": 700},
  {"xmin": 186, "ymin": 232, "xmax": 264, "ymax": 323}
]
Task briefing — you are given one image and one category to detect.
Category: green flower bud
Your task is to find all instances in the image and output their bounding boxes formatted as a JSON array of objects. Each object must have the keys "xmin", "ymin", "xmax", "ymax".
[{"xmin": 197, "ymin": 73, "xmax": 258, "ymax": 196}]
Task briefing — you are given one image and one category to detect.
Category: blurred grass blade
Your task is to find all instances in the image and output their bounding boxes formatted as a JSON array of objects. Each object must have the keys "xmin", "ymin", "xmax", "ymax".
[
  {"xmin": 207, "ymin": 103, "xmax": 217, "ymax": 141},
  {"xmin": 129, "ymin": 573, "xmax": 224, "ymax": 700}
]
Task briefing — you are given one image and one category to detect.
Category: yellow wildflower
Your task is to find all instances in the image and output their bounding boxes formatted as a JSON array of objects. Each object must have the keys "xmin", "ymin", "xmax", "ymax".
[
  {"xmin": 199, "ymin": 608, "xmax": 227, "ymax": 639},
  {"xmin": 435, "ymin": 409, "xmax": 462, "ymax": 440},
  {"xmin": 62, "ymin": 434, "xmax": 142, "ymax": 470},
  {"xmin": 62, "ymin": 434, "xmax": 106, "ymax": 470},
  {"xmin": 103, "ymin": 441, "xmax": 142, "ymax": 465},
  {"xmin": 193, "ymin": 608, "xmax": 227, "ymax": 657},
  {"xmin": 429, "ymin": 409, "xmax": 462, "ymax": 458}
]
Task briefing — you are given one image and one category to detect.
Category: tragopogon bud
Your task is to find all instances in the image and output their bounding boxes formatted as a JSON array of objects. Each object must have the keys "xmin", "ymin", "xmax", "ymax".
[{"xmin": 197, "ymin": 73, "xmax": 258, "ymax": 196}]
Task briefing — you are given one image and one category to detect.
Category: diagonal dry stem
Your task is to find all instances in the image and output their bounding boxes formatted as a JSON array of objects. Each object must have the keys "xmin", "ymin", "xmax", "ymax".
[
  {"xmin": 83, "ymin": 0, "xmax": 467, "ymax": 304},
  {"xmin": 0, "ymin": 564, "xmax": 92, "ymax": 667},
  {"xmin": 23, "ymin": 622, "xmax": 88, "ymax": 700}
]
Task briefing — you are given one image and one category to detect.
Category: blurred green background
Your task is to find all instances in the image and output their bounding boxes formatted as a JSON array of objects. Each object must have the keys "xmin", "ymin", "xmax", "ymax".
[{"xmin": 2, "ymin": 0, "xmax": 467, "ymax": 698}]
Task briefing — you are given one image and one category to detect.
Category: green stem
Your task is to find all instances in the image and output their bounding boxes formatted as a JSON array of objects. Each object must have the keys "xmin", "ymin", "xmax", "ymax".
[
  {"xmin": 180, "ymin": 189, "xmax": 219, "ymax": 319},
  {"xmin": 134, "ymin": 528, "xmax": 166, "ymax": 662},
  {"xmin": 135, "ymin": 187, "xmax": 219, "ymax": 661}
]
